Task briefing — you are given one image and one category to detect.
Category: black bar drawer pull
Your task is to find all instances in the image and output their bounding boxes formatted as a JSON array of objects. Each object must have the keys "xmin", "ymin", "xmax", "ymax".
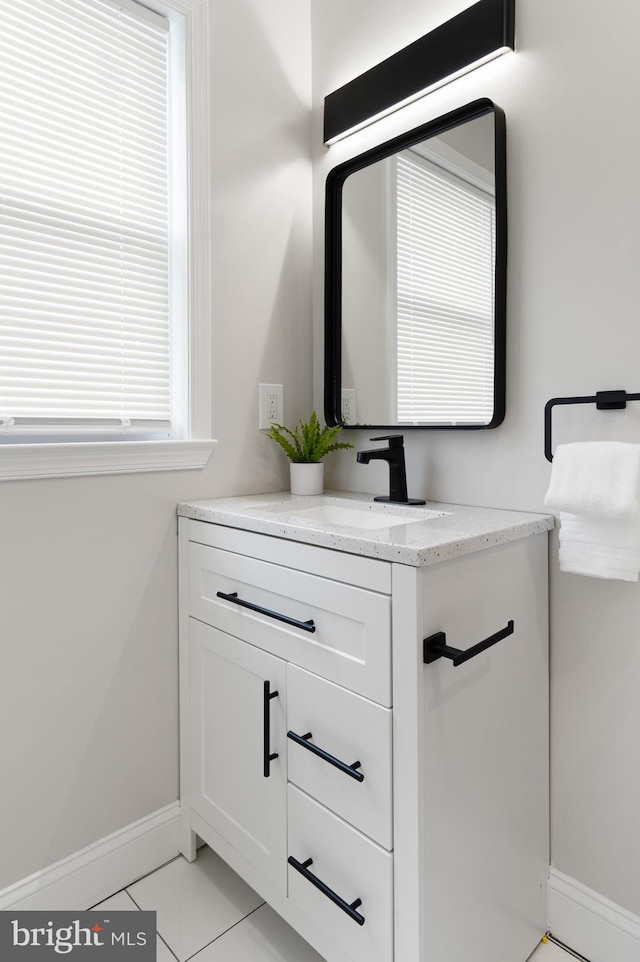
[
  {"xmin": 263, "ymin": 680, "xmax": 279, "ymax": 778},
  {"xmin": 287, "ymin": 730, "xmax": 364, "ymax": 782},
  {"xmin": 288, "ymin": 856, "xmax": 365, "ymax": 926},
  {"xmin": 423, "ymin": 620, "xmax": 515, "ymax": 667},
  {"xmin": 216, "ymin": 591, "xmax": 316, "ymax": 633}
]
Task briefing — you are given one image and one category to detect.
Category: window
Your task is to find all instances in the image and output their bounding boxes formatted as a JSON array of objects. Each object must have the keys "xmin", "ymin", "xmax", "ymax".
[
  {"xmin": 0, "ymin": 0, "xmax": 213, "ymax": 478},
  {"xmin": 394, "ymin": 148, "xmax": 496, "ymax": 425}
]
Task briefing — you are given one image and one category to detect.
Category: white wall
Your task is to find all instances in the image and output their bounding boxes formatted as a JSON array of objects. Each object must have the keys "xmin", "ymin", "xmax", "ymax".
[
  {"xmin": 0, "ymin": 0, "xmax": 312, "ymax": 891},
  {"xmin": 312, "ymin": 0, "xmax": 640, "ymax": 919}
]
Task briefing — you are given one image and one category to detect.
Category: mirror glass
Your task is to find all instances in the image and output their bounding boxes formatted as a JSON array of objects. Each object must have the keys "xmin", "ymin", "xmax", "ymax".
[{"xmin": 324, "ymin": 99, "xmax": 506, "ymax": 430}]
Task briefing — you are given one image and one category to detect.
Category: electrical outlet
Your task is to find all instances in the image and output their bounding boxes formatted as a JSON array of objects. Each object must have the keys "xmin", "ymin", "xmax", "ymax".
[
  {"xmin": 341, "ymin": 388, "xmax": 356, "ymax": 424},
  {"xmin": 259, "ymin": 383, "xmax": 283, "ymax": 430}
]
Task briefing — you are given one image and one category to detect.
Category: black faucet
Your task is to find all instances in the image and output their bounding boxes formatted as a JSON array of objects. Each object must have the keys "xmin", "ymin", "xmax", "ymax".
[{"xmin": 356, "ymin": 435, "xmax": 426, "ymax": 505}]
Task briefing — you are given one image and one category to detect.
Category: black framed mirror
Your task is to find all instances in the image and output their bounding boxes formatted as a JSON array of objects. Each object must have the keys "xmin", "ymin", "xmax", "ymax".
[{"xmin": 324, "ymin": 98, "xmax": 506, "ymax": 430}]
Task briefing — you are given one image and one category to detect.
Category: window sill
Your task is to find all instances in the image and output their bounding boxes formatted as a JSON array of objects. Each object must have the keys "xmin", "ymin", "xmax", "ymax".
[{"xmin": 0, "ymin": 439, "xmax": 217, "ymax": 481}]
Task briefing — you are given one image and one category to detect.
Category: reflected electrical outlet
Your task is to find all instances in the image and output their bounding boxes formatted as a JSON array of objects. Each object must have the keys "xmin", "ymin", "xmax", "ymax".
[{"xmin": 341, "ymin": 389, "xmax": 356, "ymax": 424}]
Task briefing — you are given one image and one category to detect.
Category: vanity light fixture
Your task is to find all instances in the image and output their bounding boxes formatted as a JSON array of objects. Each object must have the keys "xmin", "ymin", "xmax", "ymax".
[{"xmin": 323, "ymin": 0, "xmax": 514, "ymax": 145}]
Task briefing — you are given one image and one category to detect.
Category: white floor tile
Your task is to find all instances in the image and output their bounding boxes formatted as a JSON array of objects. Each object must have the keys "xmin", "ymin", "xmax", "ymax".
[
  {"xmin": 528, "ymin": 939, "xmax": 580, "ymax": 961},
  {"xmin": 156, "ymin": 936, "xmax": 178, "ymax": 962},
  {"xmin": 188, "ymin": 904, "xmax": 326, "ymax": 962},
  {"xmin": 126, "ymin": 849, "xmax": 263, "ymax": 962},
  {"xmin": 90, "ymin": 890, "xmax": 139, "ymax": 912},
  {"xmin": 91, "ymin": 891, "xmax": 175, "ymax": 961}
]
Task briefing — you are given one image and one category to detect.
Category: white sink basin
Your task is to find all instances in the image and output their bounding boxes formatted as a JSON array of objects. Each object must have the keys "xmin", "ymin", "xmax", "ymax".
[{"xmin": 263, "ymin": 497, "xmax": 446, "ymax": 530}]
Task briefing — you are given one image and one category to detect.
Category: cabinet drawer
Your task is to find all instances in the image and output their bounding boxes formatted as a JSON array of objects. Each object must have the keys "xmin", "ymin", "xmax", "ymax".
[
  {"xmin": 287, "ymin": 786, "xmax": 393, "ymax": 962},
  {"xmin": 188, "ymin": 542, "xmax": 391, "ymax": 705},
  {"xmin": 287, "ymin": 665, "xmax": 392, "ymax": 849}
]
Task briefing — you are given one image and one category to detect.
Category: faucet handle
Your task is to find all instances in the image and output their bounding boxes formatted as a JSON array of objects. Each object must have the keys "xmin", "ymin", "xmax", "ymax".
[{"xmin": 370, "ymin": 435, "xmax": 404, "ymax": 447}]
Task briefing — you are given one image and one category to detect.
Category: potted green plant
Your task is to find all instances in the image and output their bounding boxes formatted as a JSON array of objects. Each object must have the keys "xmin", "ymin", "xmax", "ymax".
[{"xmin": 266, "ymin": 411, "xmax": 353, "ymax": 495}]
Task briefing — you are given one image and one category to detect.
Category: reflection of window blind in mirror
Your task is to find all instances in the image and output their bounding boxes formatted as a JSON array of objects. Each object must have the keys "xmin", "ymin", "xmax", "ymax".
[
  {"xmin": 0, "ymin": 0, "xmax": 171, "ymax": 438},
  {"xmin": 395, "ymin": 152, "xmax": 495, "ymax": 424}
]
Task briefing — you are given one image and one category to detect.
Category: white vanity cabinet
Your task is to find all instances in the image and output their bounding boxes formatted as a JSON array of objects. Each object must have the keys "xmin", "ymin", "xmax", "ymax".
[{"xmin": 178, "ymin": 502, "xmax": 550, "ymax": 962}]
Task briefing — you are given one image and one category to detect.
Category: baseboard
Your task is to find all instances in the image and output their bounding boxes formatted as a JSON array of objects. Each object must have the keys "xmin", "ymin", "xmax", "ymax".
[
  {"xmin": 549, "ymin": 868, "xmax": 640, "ymax": 962},
  {"xmin": 0, "ymin": 803, "xmax": 181, "ymax": 911}
]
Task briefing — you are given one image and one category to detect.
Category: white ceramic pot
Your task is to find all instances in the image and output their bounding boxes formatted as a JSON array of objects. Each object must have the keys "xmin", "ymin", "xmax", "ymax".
[{"xmin": 290, "ymin": 462, "xmax": 324, "ymax": 496}]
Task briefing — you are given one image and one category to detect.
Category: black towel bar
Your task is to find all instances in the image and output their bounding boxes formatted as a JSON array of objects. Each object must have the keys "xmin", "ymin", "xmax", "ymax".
[{"xmin": 544, "ymin": 390, "xmax": 640, "ymax": 461}]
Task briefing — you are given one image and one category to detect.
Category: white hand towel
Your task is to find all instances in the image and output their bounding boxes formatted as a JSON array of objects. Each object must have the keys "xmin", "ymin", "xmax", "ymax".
[
  {"xmin": 544, "ymin": 443, "xmax": 640, "ymax": 581},
  {"xmin": 544, "ymin": 441, "xmax": 640, "ymax": 519},
  {"xmin": 558, "ymin": 529, "xmax": 640, "ymax": 581},
  {"xmin": 559, "ymin": 513, "xmax": 640, "ymax": 549},
  {"xmin": 557, "ymin": 558, "xmax": 639, "ymax": 582}
]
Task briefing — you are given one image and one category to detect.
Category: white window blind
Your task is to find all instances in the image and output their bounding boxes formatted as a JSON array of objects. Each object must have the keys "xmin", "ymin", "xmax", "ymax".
[
  {"xmin": 395, "ymin": 151, "xmax": 495, "ymax": 424},
  {"xmin": 0, "ymin": 0, "xmax": 171, "ymax": 439}
]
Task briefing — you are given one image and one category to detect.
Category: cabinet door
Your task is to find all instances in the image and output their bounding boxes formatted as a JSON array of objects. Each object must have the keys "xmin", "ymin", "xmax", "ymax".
[{"xmin": 188, "ymin": 619, "xmax": 287, "ymax": 891}]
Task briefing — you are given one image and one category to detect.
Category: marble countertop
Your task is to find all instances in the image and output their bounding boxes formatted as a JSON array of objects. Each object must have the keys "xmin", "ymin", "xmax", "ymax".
[{"xmin": 178, "ymin": 491, "xmax": 554, "ymax": 567}]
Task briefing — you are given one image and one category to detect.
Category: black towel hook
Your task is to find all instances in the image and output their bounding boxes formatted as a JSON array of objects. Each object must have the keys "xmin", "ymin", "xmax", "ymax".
[{"xmin": 544, "ymin": 390, "xmax": 640, "ymax": 461}]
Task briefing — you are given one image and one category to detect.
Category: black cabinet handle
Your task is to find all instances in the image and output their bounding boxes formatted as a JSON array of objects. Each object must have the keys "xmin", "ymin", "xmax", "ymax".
[
  {"xmin": 288, "ymin": 856, "xmax": 365, "ymax": 926},
  {"xmin": 423, "ymin": 620, "xmax": 515, "ymax": 667},
  {"xmin": 287, "ymin": 730, "xmax": 364, "ymax": 782},
  {"xmin": 216, "ymin": 591, "xmax": 316, "ymax": 633},
  {"xmin": 263, "ymin": 680, "xmax": 279, "ymax": 777}
]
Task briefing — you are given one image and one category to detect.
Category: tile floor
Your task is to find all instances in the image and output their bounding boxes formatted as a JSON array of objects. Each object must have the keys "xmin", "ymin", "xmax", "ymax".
[{"xmin": 90, "ymin": 846, "xmax": 584, "ymax": 962}]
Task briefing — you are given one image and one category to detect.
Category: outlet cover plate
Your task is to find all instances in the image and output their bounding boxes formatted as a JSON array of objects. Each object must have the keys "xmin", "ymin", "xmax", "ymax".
[
  {"xmin": 259, "ymin": 383, "xmax": 284, "ymax": 430},
  {"xmin": 341, "ymin": 388, "xmax": 356, "ymax": 424}
]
